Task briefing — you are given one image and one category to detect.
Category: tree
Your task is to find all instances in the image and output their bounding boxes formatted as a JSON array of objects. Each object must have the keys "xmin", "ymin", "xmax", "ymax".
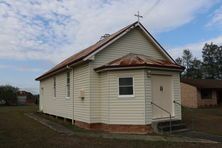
[
  {"xmin": 176, "ymin": 49, "xmax": 203, "ymax": 79},
  {"xmin": 202, "ymin": 43, "xmax": 219, "ymax": 79},
  {"xmin": 189, "ymin": 58, "xmax": 202, "ymax": 79},
  {"xmin": 176, "ymin": 43, "xmax": 222, "ymax": 80},
  {"xmin": 182, "ymin": 49, "xmax": 193, "ymax": 70},
  {"xmin": 0, "ymin": 85, "xmax": 19, "ymax": 105},
  {"xmin": 178, "ymin": 49, "xmax": 194, "ymax": 78},
  {"xmin": 215, "ymin": 45, "xmax": 222, "ymax": 79},
  {"xmin": 175, "ymin": 57, "xmax": 182, "ymax": 65}
]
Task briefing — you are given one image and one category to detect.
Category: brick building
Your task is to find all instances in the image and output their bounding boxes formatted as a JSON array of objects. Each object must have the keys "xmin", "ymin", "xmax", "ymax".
[
  {"xmin": 181, "ymin": 79, "xmax": 222, "ymax": 108},
  {"xmin": 17, "ymin": 91, "xmax": 35, "ymax": 105}
]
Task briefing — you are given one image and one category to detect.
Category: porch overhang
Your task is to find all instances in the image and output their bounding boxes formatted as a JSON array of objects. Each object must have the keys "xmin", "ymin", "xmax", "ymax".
[{"xmin": 94, "ymin": 53, "xmax": 185, "ymax": 73}]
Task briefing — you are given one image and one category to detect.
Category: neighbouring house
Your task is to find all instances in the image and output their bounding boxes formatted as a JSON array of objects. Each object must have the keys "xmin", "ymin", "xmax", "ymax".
[
  {"xmin": 17, "ymin": 91, "xmax": 35, "ymax": 105},
  {"xmin": 181, "ymin": 79, "xmax": 222, "ymax": 108},
  {"xmin": 36, "ymin": 21, "xmax": 184, "ymax": 134}
]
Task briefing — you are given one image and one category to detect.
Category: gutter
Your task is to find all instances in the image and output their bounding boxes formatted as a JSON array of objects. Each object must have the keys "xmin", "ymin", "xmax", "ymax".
[
  {"xmin": 95, "ymin": 65, "xmax": 184, "ymax": 73},
  {"xmin": 36, "ymin": 60, "xmax": 85, "ymax": 81}
]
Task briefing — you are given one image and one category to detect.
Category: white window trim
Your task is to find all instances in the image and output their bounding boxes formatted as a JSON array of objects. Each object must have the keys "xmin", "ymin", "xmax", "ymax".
[
  {"xmin": 53, "ymin": 77, "xmax": 56, "ymax": 99},
  {"xmin": 66, "ymin": 96, "xmax": 70, "ymax": 99},
  {"xmin": 118, "ymin": 77, "xmax": 135, "ymax": 98},
  {"xmin": 65, "ymin": 86, "xmax": 71, "ymax": 99},
  {"xmin": 66, "ymin": 71, "xmax": 71, "ymax": 99}
]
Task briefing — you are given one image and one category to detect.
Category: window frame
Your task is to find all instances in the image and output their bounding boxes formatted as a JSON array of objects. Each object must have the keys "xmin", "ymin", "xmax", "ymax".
[
  {"xmin": 118, "ymin": 77, "xmax": 134, "ymax": 98},
  {"xmin": 66, "ymin": 71, "xmax": 71, "ymax": 99},
  {"xmin": 53, "ymin": 76, "xmax": 56, "ymax": 98},
  {"xmin": 201, "ymin": 89, "xmax": 212, "ymax": 99}
]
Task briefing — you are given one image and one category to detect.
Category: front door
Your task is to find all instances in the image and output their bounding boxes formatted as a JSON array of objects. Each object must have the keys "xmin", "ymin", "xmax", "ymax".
[{"xmin": 151, "ymin": 75, "xmax": 173, "ymax": 119}]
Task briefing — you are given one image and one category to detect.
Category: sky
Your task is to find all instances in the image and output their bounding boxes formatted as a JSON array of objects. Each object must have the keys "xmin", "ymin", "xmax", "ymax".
[{"xmin": 0, "ymin": 0, "xmax": 222, "ymax": 94}]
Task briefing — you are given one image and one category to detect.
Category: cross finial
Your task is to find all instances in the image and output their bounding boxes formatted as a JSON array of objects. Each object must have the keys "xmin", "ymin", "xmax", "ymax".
[{"xmin": 134, "ymin": 11, "xmax": 143, "ymax": 22}]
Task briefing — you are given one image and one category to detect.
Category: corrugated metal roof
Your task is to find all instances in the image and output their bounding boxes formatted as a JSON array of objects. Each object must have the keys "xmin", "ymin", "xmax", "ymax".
[
  {"xmin": 35, "ymin": 22, "xmax": 138, "ymax": 80},
  {"xmin": 181, "ymin": 79, "xmax": 222, "ymax": 89},
  {"xmin": 95, "ymin": 53, "xmax": 184, "ymax": 71},
  {"xmin": 36, "ymin": 21, "xmax": 177, "ymax": 80}
]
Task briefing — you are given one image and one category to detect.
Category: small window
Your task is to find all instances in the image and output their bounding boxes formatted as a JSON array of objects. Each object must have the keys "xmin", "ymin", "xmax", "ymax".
[
  {"xmin": 66, "ymin": 71, "xmax": 70, "ymax": 98},
  {"xmin": 201, "ymin": 89, "xmax": 212, "ymax": 99},
  {"xmin": 119, "ymin": 77, "xmax": 134, "ymax": 96},
  {"xmin": 53, "ymin": 77, "xmax": 56, "ymax": 97}
]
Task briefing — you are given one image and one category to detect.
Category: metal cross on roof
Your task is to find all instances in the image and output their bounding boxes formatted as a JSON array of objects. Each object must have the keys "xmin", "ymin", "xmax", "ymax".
[{"xmin": 134, "ymin": 11, "xmax": 143, "ymax": 22}]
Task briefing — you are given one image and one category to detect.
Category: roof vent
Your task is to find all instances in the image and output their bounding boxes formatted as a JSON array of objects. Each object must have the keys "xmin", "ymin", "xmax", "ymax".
[{"xmin": 100, "ymin": 34, "xmax": 110, "ymax": 40}]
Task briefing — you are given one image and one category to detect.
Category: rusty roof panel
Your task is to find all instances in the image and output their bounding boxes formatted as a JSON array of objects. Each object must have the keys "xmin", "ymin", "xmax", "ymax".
[{"xmin": 95, "ymin": 53, "xmax": 184, "ymax": 71}]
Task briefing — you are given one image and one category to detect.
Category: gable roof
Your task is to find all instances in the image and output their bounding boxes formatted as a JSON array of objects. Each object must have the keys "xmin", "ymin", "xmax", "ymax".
[
  {"xmin": 36, "ymin": 21, "xmax": 176, "ymax": 81},
  {"xmin": 95, "ymin": 53, "xmax": 184, "ymax": 72},
  {"xmin": 181, "ymin": 79, "xmax": 222, "ymax": 89}
]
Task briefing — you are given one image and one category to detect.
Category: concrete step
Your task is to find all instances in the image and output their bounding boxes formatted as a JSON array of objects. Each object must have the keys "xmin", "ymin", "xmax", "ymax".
[
  {"xmin": 152, "ymin": 120, "xmax": 189, "ymax": 134},
  {"xmin": 158, "ymin": 123, "xmax": 187, "ymax": 132},
  {"xmin": 157, "ymin": 120, "xmax": 183, "ymax": 127}
]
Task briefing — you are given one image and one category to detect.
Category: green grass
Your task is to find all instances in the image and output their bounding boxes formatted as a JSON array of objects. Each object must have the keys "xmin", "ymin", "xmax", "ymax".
[
  {"xmin": 182, "ymin": 105, "xmax": 222, "ymax": 136},
  {"xmin": 0, "ymin": 105, "xmax": 221, "ymax": 148}
]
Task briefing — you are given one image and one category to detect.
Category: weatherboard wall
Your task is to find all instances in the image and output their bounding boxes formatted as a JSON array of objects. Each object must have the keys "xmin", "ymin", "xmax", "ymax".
[
  {"xmin": 92, "ymin": 27, "xmax": 167, "ymax": 68},
  {"xmin": 89, "ymin": 27, "xmax": 172, "ymax": 124},
  {"xmin": 73, "ymin": 63, "xmax": 91, "ymax": 123},
  {"xmin": 39, "ymin": 70, "xmax": 73, "ymax": 119},
  {"xmin": 39, "ymin": 26, "xmax": 182, "ymax": 125},
  {"xmin": 39, "ymin": 63, "xmax": 91, "ymax": 123}
]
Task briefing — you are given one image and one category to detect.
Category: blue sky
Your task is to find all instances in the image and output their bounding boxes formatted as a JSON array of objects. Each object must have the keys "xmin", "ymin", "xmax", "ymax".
[{"xmin": 0, "ymin": 0, "xmax": 222, "ymax": 94}]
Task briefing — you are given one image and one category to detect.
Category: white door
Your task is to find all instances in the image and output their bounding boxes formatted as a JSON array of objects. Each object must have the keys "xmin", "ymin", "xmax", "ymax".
[{"xmin": 151, "ymin": 75, "xmax": 173, "ymax": 119}]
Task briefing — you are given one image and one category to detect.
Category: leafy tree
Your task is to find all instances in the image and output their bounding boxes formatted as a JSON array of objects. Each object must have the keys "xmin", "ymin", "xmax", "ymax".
[
  {"xmin": 176, "ymin": 49, "xmax": 202, "ymax": 79},
  {"xmin": 182, "ymin": 49, "xmax": 193, "ymax": 71},
  {"xmin": 175, "ymin": 57, "xmax": 182, "ymax": 65},
  {"xmin": 202, "ymin": 43, "xmax": 219, "ymax": 79},
  {"xmin": 189, "ymin": 58, "xmax": 202, "ymax": 79},
  {"xmin": 177, "ymin": 49, "xmax": 195, "ymax": 78},
  {"xmin": 215, "ymin": 45, "xmax": 222, "ymax": 79},
  {"xmin": 0, "ymin": 85, "xmax": 19, "ymax": 105},
  {"xmin": 176, "ymin": 43, "xmax": 222, "ymax": 80}
]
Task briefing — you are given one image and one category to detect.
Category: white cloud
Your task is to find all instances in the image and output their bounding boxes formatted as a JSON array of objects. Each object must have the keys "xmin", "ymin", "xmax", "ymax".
[
  {"xmin": 169, "ymin": 35, "xmax": 222, "ymax": 59},
  {"xmin": 0, "ymin": 64, "xmax": 42, "ymax": 72},
  {"xmin": 0, "ymin": 0, "xmax": 218, "ymax": 64},
  {"xmin": 207, "ymin": 5, "xmax": 222, "ymax": 26}
]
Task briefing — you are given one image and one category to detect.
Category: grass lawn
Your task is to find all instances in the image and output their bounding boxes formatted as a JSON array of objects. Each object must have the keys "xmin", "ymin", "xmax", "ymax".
[
  {"xmin": 0, "ymin": 105, "xmax": 221, "ymax": 148},
  {"xmin": 182, "ymin": 105, "xmax": 222, "ymax": 136}
]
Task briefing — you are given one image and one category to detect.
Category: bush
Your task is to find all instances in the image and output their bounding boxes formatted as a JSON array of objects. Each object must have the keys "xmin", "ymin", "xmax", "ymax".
[{"xmin": 0, "ymin": 85, "xmax": 19, "ymax": 105}]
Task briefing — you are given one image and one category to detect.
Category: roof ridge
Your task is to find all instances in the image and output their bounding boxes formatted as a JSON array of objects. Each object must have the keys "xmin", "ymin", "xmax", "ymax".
[{"xmin": 36, "ymin": 21, "xmax": 139, "ymax": 80}]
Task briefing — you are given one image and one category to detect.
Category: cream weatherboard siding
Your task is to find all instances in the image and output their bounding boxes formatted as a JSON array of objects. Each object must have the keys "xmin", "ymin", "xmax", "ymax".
[
  {"xmin": 73, "ymin": 63, "xmax": 91, "ymax": 123},
  {"xmin": 144, "ymin": 70, "xmax": 182, "ymax": 123},
  {"xmin": 89, "ymin": 27, "xmax": 169, "ymax": 123},
  {"xmin": 39, "ymin": 63, "xmax": 91, "ymax": 123},
  {"xmin": 95, "ymin": 70, "xmax": 146, "ymax": 124},
  {"xmin": 92, "ymin": 27, "xmax": 167, "ymax": 68},
  {"xmin": 39, "ymin": 25, "xmax": 182, "ymax": 126},
  {"xmin": 99, "ymin": 71, "xmax": 109, "ymax": 123},
  {"xmin": 108, "ymin": 70, "xmax": 146, "ymax": 125},
  {"xmin": 39, "ymin": 70, "xmax": 73, "ymax": 119},
  {"xmin": 172, "ymin": 73, "xmax": 182, "ymax": 120},
  {"xmin": 144, "ymin": 71, "xmax": 152, "ymax": 124},
  {"xmin": 89, "ymin": 62, "xmax": 101, "ymax": 123}
]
